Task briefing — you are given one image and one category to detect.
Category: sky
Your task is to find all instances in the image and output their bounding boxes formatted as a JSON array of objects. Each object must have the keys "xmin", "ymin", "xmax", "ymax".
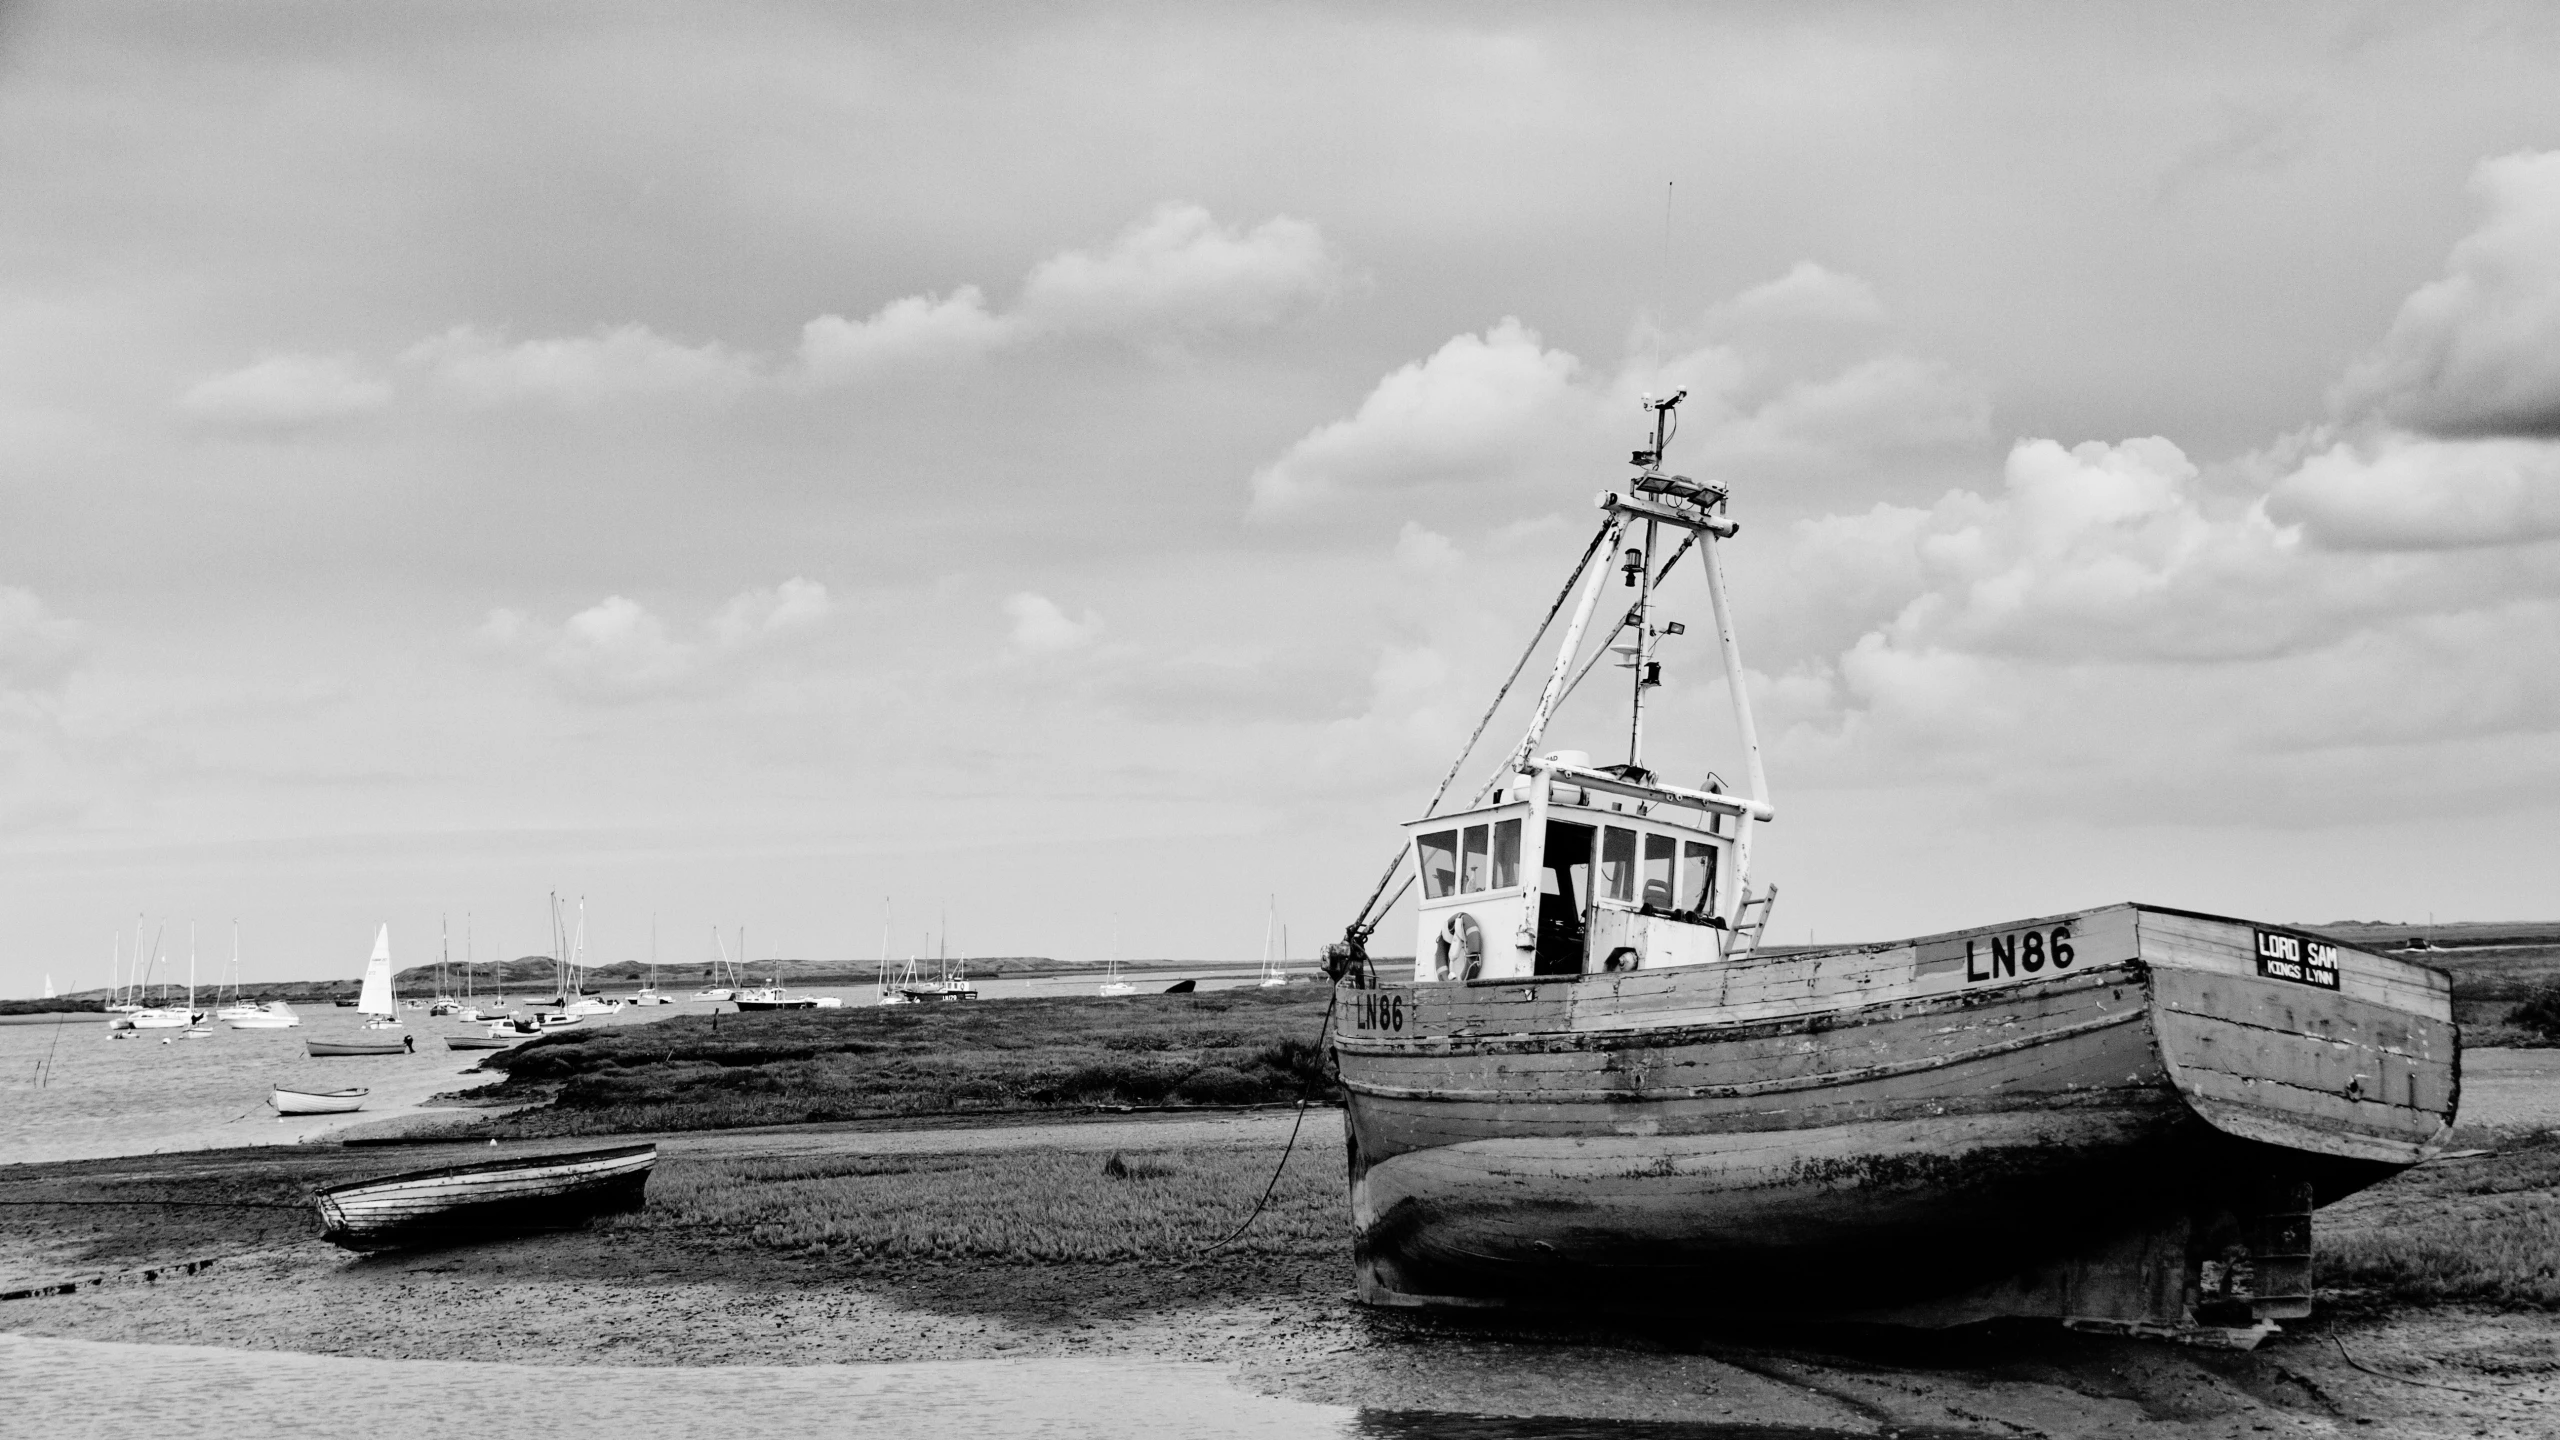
[{"xmin": 5, "ymin": 3, "xmax": 2560, "ymax": 993}]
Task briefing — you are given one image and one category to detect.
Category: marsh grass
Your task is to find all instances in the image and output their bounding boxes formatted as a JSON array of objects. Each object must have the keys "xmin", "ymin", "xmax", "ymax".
[
  {"xmin": 613, "ymin": 1143, "xmax": 1340, "ymax": 1262},
  {"xmin": 480, "ymin": 987, "xmax": 1336, "ymax": 1136},
  {"xmin": 2319, "ymin": 1128, "xmax": 2560, "ymax": 1309}
]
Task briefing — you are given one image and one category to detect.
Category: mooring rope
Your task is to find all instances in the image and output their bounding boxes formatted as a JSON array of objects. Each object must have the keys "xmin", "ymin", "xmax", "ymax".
[
  {"xmin": 1199, "ymin": 990, "xmax": 1337, "ymax": 1255},
  {"xmin": 2329, "ymin": 1327, "xmax": 2511, "ymax": 1398}
]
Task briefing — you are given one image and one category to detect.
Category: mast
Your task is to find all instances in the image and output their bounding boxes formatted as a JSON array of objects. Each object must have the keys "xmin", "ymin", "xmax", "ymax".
[
  {"xmin": 186, "ymin": 922, "xmax": 196, "ymax": 1017},
  {"xmin": 1696, "ymin": 521, "xmax": 1768, "ymax": 912},
  {"xmin": 1513, "ymin": 518, "xmax": 1624, "ymax": 768}
]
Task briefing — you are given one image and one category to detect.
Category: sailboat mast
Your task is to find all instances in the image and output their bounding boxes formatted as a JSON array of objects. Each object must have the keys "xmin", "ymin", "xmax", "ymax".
[{"xmin": 187, "ymin": 922, "xmax": 196, "ymax": 1015}]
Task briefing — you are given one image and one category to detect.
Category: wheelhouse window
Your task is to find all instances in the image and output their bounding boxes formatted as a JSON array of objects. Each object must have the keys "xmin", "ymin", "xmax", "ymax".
[
  {"xmin": 1600, "ymin": 826, "xmax": 1637, "ymax": 903},
  {"xmin": 1642, "ymin": 833, "xmax": 1677, "ymax": 909},
  {"xmin": 1460, "ymin": 825, "xmax": 1490, "ymax": 893},
  {"xmin": 1683, "ymin": 840, "xmax": 1717, "ymax": 912},
  {"xmin": 1491, "ymin": 818, "xmax": 1521, "ymax": 889},
  {"xmin": 1418, "ymin": 830, "xmax": 1459, "ymax": 899}
]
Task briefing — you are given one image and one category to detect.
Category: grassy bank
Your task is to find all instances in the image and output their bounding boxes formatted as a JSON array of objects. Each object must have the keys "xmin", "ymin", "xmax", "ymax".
[
  {"xmin": 2319, "ymin": 1127, "xmax": 2560, "ymax": 1309},
  {"xmin": 473, "ymin": 985, "xmax": 1338, "ymax": 1136},
  {"xmin": 612, "ymin": 1143, "xmax": 1336, "ymax": 1263}
]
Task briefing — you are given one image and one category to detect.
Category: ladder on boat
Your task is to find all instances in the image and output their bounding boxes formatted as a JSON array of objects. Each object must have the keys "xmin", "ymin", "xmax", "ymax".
[{"xmin": 1722, "ymin": 884, "xmax": 1778, "ymax": 959}]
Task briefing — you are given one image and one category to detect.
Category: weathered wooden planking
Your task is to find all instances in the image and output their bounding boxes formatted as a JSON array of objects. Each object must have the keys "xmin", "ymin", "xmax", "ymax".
[
  {"xmin": 1334, "ymin": 899, "xmax": 2462, "ymax": 1324},
  {"xmin": 315, "ymin": 1144, "xmax": 656, "ymax": 1251},
  {"xmin": 1359, "ymin": 905, "xmax": 2145, "ymax": 1043},
  {"xmin": 2135, "ymin": 906, "xmax": 2451, "ymax": 1019}
]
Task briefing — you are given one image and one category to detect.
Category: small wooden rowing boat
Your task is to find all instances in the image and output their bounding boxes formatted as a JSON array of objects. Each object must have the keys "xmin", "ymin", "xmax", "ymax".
[
  {"xmin": 305, "ymin": 1034, "xmax": 415, "ymax": 1057},
  {"xmin": 270, "ymin": 1085, "xmax": 368, "ymax": 1115},
  {"xmin": 312, "ymin": 1144, "xmax": 657, "ymax": 1251}
]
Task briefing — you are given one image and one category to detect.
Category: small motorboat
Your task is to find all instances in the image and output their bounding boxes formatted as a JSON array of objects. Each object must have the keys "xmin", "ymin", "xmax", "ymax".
[
  {"xmin": 228, "ymin": 1001, "xmax": 302, "ymax": 1029},
  {"xmin": 305, "ymin": 1034, "xmax": 416, "ymax": 1057},
  {"xmin": 732, "ymin": 986, "xmax": 816, "ymax": 1011},
  {"xmin": 333, "ymin": 999, "xmax": 360, "ymax": 1007},
  {"xmin": 270, "ymin": 1085, "xmax": 369, "ymax": 1115},
  {"xmin": 444, "ymin": 1029, "xmax": 521, "ymax": 1050},
  {"xmin": 691, "ymin": 987, "xmax": 733, "ymax": 1003},
  {"xmin": 313, "ymin": 1144, "xmax": 657, "ymax": 1251}
]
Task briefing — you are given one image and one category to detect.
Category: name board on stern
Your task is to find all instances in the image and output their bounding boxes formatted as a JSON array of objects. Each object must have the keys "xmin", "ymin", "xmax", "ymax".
[{"xmin": 2252, "ymin": 928, "xmax": 2342, "ymax": 990}]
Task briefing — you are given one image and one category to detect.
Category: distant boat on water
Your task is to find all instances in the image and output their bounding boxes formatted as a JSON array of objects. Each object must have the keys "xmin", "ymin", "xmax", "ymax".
[
  {"xmin": 306, "ymin": 1034, "xmax": 415, "ymax": 1056},
  {"xmin": 214, "ymin": 923, "xmax": 261, "ymax": 1021},
  {"xmin": 1098, "ymin": 917, "xmax": 1135, "ymax": 997},
  {"xmin": 227, "ymin": 1001, "xmax": 301, "ymax": 1030},
  {"xmin": 356, "ymin": 925, "xmax": 403, "ymax": 1032},
  {"xmin": 444, "ymin": 1029, "xmax": 520, "ymax": 1051},
  {"xmin": 313, "ymin": 1144, "xmax": 657, "ymax": 1252}
]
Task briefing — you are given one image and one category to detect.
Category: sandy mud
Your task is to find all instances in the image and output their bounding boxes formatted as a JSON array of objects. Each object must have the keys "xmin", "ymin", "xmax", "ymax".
[{"xmin": 4, "ymin": 1112, "xmax": 2555, "ymax": 1438}]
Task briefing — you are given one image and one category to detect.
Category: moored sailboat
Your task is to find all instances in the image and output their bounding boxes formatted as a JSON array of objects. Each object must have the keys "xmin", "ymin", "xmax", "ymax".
[
  {"xmin": 308, "ymin": 925, "xmax": 412, "ymax": 1056},
  {"xmin": 1323, "ymin": 395, "xmax": 2458, "ymax": 1343}
]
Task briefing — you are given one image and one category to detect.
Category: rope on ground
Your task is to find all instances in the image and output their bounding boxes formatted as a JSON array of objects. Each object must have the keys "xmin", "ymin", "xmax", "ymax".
[
  {"xmin": 1199, "ymin": 989, "xmax": 1338, "ymax": 1256},
  {"xmin": 2329, "ymin": 1327, "xmax": 2513, "ymax": 1399}
]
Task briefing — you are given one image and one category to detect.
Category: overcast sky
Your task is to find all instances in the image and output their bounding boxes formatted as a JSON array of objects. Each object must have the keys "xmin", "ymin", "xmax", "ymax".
[{"xmin": 5, "ymin": 3, "xmax": 2560, "ymax": 993}]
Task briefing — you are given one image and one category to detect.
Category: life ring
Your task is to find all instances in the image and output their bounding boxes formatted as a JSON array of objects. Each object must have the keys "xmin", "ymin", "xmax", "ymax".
[{"xmin": 1434, "ymin": 912, "xmax": 1486, "ymax": 981}]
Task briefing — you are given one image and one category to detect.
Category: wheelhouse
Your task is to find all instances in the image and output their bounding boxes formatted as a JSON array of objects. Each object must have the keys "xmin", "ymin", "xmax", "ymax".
[{"xmin": 1406, "ymin": 749, "xmax": 1766, "ymax": 982}]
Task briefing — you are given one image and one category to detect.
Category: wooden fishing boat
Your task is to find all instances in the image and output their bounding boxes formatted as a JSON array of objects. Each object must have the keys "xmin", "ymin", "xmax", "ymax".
[
  {"xmin": 269, "ymin": 1085, "xmax": 368, "ymax": 1115},
  {"xmin": 305, "ymin": 1034, "xmax": 416, "ymax": 1056},
  {"xmin": 312, "ymin": 1144, "xmax": 657, "ymax": 1251},
  {"xmin": 1322, "ymin": 395, "xmax": 2459, "ymax": 1343}
]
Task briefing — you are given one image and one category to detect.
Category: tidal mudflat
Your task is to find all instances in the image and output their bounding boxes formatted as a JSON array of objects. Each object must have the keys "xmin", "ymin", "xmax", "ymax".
[{"xmin": 5, "ymin": 1095, "xmax": 2556, "ymax": 1437}]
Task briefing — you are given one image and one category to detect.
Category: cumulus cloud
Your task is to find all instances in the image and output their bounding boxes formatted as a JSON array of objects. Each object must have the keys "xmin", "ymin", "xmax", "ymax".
[
  {"xmin": 1250, "ymin": 319, "xmax": 1592, "ymax": 515},
  {"xmin": 407, "ymin": 324, "xmax": 761, "ymax": 407},
  {"xmin": 1247, "ymin": 270, "xmax": 1992, "ymax": 519},
  {"xmin": 176, "ymin": 353, "xmax": 391, "ymax": 429},
  {"xmin": 1005, "ymin": 592, "xmax": 1102, "ymax": 653},
  {"xmin": 2333, "ymin": 150, "xmax": 2560, "ymax": 438},
  {"xmin": 481, "ymin": 578, "xmax": 832, "ymax": 699},
  {"xmin": 1017, "ymin": 203, "xmax": 1338, "ymax": 338},
  {"xmin": 1748, "ymin": 435, "xmax": 2560, "ymax": 814},
  {"xmin": 794, "ymin": 286, "xmax": 1022, "ymax": 383},
  {"xmin": 0, "ymin": 586, "xmax": 82, "ymax": 692},
  {"xmin": 2270, "ymin": 433, "xmax": 2560, "ymax": 550},
  {"xmin": 188, "ymin": 204, "xmax": 1337, "ymax": 416}
]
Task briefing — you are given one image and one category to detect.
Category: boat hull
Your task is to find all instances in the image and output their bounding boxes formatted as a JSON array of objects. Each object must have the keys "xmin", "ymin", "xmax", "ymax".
[
  {"xmin": 313, "ymin": 1144, "xmax": 657, "ymax": 1251},
  {"xmin": 733, "ymin": 998, "xmax": 816, "ymax": 1011},
  {"xmin": 305, "ymin": 1035, "xmax": 416, "ymax": 1056},
  {"xmin": 270, "ymin": 1087, "xmax": 368, "ymax": 1115},
  {"xmin": 443, "ymin": 1033, "xmax": 519, "ymax": 1050},
  {"xmin": 1332, "ymin": 903, "xmax": 2457, "ymax": 1330}
]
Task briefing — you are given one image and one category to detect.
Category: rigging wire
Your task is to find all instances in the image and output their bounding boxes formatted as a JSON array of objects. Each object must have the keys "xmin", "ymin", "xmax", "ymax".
[
  {"xmin": 1553, "ymin": 531, "xmax": 1700, "ymax": 715},
  {"xmin": 1338, "ymin": 517, "xmax": 1616, "ymax": 940}
]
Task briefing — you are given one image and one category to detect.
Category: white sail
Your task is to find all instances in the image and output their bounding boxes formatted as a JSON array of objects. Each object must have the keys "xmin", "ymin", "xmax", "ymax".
[{"xmin": 357, "ymin": 924, "xmax": 395, "ymax": 1016}]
